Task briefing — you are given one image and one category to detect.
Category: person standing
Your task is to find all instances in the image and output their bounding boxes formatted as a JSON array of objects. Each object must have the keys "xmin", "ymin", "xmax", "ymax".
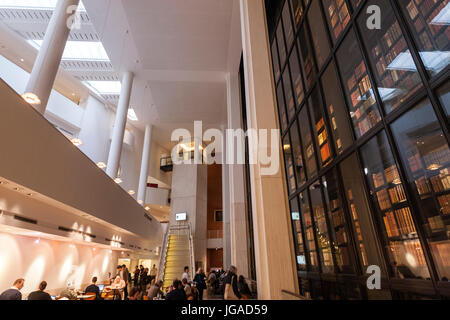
[
  {"xmin": 181, "ymin": 266, "xmax": 191, "ymax": 282},
  {"xmin": 237, "ymin": 275, "xmax": 252, "ymax": 299},
  {"xmin": 121, "ymin": 265, "xmax": 129, "ymax": 300},
  {"xmin": 149, "ymin": 264, "xmax": 158, "ymax": 283},
  {"xmin": 133, "ymin": 266, "xmax": 140, "ymax": 287},
  {"xmin": 0, "ymin": 278, "xmax": 24, "ymax": 300},
  {"xmin": 224, "ymin": 266, "xmax": 241, "ymax": 300},
  {"xmin": 193, "ymin": 268, "xmax": 206, "ymax": 300}
]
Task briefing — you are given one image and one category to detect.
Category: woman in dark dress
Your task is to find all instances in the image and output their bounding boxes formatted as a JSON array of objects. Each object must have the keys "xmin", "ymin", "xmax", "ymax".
[{"xmin": 193, "ymin": 268, "xmax": 207, "ymax": 300}]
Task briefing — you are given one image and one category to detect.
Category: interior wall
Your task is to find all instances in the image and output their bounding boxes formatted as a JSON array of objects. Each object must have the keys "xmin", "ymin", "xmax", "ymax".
[
  {"xmin": 207, "ymin": 164, "xmax": 223, "ymax": 233},
  {"xmin": 0, "ymin": 232, "xmax": 119, "ymax": 297}
]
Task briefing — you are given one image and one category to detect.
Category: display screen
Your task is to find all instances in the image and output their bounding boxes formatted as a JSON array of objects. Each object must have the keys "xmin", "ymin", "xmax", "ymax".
[{"xmin": 176, "ymin": 213, "xmax": 187, "ymax": 221}]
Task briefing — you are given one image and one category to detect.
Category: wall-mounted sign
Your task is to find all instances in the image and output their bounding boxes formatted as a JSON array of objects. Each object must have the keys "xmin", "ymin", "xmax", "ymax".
[{"xmin": 176, "ymin": 212, "xmax": 187, "ymax": 221}]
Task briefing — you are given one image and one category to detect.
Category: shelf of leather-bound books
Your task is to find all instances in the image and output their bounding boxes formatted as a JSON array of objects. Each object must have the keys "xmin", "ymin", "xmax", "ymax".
[
  {"xmin": 315, "ymin": 118, "xmax": 333, "ymax": 166},
  {"xmin": 404, "ymin": 0, "xmax": 449, "ymax": 53},
  {"xmin": 323, "ymin": 0, "xmax": 350, "ymax": 41}
]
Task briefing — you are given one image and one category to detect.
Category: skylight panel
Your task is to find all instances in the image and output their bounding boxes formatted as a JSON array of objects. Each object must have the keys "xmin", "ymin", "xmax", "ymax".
[
  {"xmin": 127, "ymin": 109, "xmax": 138, "ymax": 121},
  {"xmin": 0, "ymin": 0, "xmax": 85, "ymax": 10},
  {"xmin": 84, "ymin": 81, "xmax": 121, "ymax": 95},
  {"xmin": 29, "ymin": 40, "xmax": 110, "ymax": 61}
]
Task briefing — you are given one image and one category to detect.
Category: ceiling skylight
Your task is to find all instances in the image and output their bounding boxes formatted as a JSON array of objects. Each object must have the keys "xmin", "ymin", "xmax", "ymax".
[
  {"xmin": 0, "ymin": 0, "xmax": 85, "ymax": 10},
  {"xmin": 84, "ymin": 81, "xmax": 121, "ymax": 95},
  {"xmin": 29, "ymin": 40, "xmax": 109, "ymax": 61},
  {"xmin": 127, "ymin": 109, "xmax": 138, "ymax": 121}
]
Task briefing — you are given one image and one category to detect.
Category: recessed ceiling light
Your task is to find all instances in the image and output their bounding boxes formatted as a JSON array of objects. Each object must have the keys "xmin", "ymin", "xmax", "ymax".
[
  {"xmin": 21, "ymin": 92, "xmax": 41, "ymax": 105},
  {"xmin": 97, "ymin": 162, "xmax": 107, "ymax": 169},
  {"xmin": 14, "ymin": 187, "xmax": 20, "ymax": 191},
  {"xmin": 27, "ymin": 193, "xmax": 33, "ymax": 196},
  {"xmin": 20, "ymin": 58, "xmax": 24, "ymax": 62},
  {"xmin": 114, "ymin": 178, "xmax": 123, "ymax": 184},
  {"xmin": 145, "ymin": 206, "xmax": 150, "ymax": 210},
  {"xmin": 128, "ymin": 190, "xmax": 135, "ymax": 195},
  {"xmin": 71, "ymin": 138, "xmax": 83, "ymax": 146},
  {"xmin": 137, "ymin": 200, "xmax": 143, "ymax": 205}
]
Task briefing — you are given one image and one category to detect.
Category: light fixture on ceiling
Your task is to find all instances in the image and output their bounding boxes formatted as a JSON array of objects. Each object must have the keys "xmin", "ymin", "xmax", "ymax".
[
  {"xmin": 20, "ymin": 58, "xmax": 24, "ymax": 62},
  {"xmin": 128, "ymin": 190, "xmax": 135, "ymax": 195},
  {"xmin": 137, "ymin": 200, "xmax": 143, "ymax": 205},
  {"xmin": 97, "ymin": 162, "xmax": 107, "ymax": 169},
  {"xmin": 145, "ymin": 206, "xmax": 150, "ymax": 211},
  {"xmin": 27, "ymin": 193, "xmax": 33, "ymax": 196},
  {"xmin": 71, "ymin": 138, "xmax": 83, "ymax": 147},
  {"xmin": 114, "ymin": 178, "xmax": 123, "ymax": 184},
  {"xmin": 14, "ymin": 187, "xmax": 20, "ymax": 191},
  {"xmin": 127, "ymin": 108, "xmax": 138, "ymax": 121},
  {"xmin": 21, "ymin": 92, "xmax": 41, "ymax": 105}
]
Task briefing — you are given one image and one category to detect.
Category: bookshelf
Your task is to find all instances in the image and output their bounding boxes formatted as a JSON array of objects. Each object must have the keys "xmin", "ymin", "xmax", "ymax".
[
  {"xmin": 291, "ymin": 123, "xmax": 307, "ymax": 187},
  {"xmin": 276, "ymin": 20, "xmax": 287, "ymax": 68},
  {"xmin": 289, "ymin": 0, "xmax": 304, "ymax": 29},
  {"xmin": 400, "ymin": 0, "xmax": 450, "ymax": 76},
  {"xmin": 282, "ymin": 0, "xmax": 295, "ymax": 49},
  {"xmin": 271, "ymin": 40, "xmax": 281, "ymax": 82},
  {"xmin": 322, "ymin": 0, "xmax": 351, "ymax": 42},
  {"xmin": 299, "ymin": 107, "xmax": 318, "ymax": 178},
  {"xmin": 291, "ymin": 199, "xmax": 307, "ymax": 271},
  {"xmin": 289, "ymin": 46, "xmax": 305, "ymax": 108},
  {"xmin": 347, "ymin": 188, "xmax": 369, "ymax": 267},
  {"xmin": 350, "ymin": 0, "xmax": 363, "ymax": 10},
  {"xmin": 297, "ymin": 27, "xmax": 316, "ymax": 90},
  {"xmin": 357, "ymin": 6, "xmax": 423, "ymax": 114},
  {"xmin": 283, "ymin": 136, "xmax": 297, "ymax": 194},
  {"xmin": 337, "ymin": 30, "xmax": 381, "ymax": 138},
  {"xmin": 300, "ymin": 192, "xmax": 320, "ymax": 270},
  {"xmin": 283, "ymin": 66, "xmax": 296, "ymax": 121}
]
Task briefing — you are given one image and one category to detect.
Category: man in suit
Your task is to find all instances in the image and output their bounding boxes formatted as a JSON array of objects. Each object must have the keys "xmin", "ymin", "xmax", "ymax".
[{"xmin": 0, "ymin": 278, "xmax": 24, "ymax": 300}]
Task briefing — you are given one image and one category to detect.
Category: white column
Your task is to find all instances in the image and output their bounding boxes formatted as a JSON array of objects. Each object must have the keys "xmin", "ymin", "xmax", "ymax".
[
  {"xmin": 240, "ymin": 0, "xmax": 298, "ymax": 299},
  {"xmin": 24, "ymin": 0, "xmax": 80, "ymax": 114},
  {"xmin": 106, "ymin": 71, "xmax": 134, "ymax": 178},
  {"xmin": 137, "ymin": 124, "xmax": 152, "ymax": 204},
  {"xmin": 221, "ymin": 130, "xmax": 232, "ymax": 270}
]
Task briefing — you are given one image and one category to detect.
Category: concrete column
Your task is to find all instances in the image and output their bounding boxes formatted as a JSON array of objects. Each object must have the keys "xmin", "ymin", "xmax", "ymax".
[
  {"xmin": 226, "ymin": 73, "xmax": 250, "ymax": 279},
  {"xmin": 137, "ymin": 124, "xmax": 152, "ymax": 204},
  {"xmin": 24, "ymin": 0, "xmax": 80, "ymax": 114},
  {"xmin": 240, "ymin": 0, "xmax": 298, "ymax": 299},
  {"xmin": 221, "ymin": 131, "xmax": 232, "ymax": 270},
  {"xmin": 106, "ymin": 71, "xmax": 134, "ymax": 178}
]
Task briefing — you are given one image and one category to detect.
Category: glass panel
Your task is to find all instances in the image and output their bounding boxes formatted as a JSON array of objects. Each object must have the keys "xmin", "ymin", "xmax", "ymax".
[
  {"xmin": 297, "ymin": 25, "xmax": 317, "ymax": 90},
  {"xmin": 276, "ymin": 82, "xmax": 288, "ymax": 132},
  {"xmin": 308, "ymin": 87, "xmax": 333, "ymax": 167},
  {"xmin": 289, "ymin": 46, "xmax": 305, "ymax": 107},
  {"xmin": 310, "ymin": 181, "xmax": 334, "ymax": 273},
  {"xmin": 321, "ymin": 0, "xmax": 351, "ymax": 43},
  {"xmin": 321, "ymin": 61, "xmax": 353, "ymax": 154},
  {"xmin": 323, "ymin": 169, "xmax": 356, "ymax": 274},
  {"xmin": 283, "ymin": 65, "xmax": 296, "ymax": 121},
  {"xmin": 299, "ymin": 191, "xmax": 319, "ymax": 270},
  {"xmin": 299, "ymin": 106, "xmax": 317, "ymax": 178},
  {"xmin": 290, "ymin": 121, "xmax": 307, "ymax": 187},
  {"xmin": 291, "ymin": 197, "xmax": 307, "ymax": 271},
  {"xmin": 283, "ymin": 135, "xmax": 296, "ymax": 194},
  {"xmin": 350, "ymin": 0, "xmax": 363, "ymax": 10},
  {"xmin": 336, "ymin": 29, "xmax": 381, "ymax": 138},
  {"xmin": 399, "ymin": 0, "xmax": 450, "ymax": 76},
  {"xmin": 271, "ymin": 39, "xmax": 281, "ymax": 82},
  {"xmin": 307, "ymin": 0, "xmax": 331, "ymax": 69},
  {"xmin": 391, "ymin": 99, "xmax": 450, "ymax": 280},
  {"xmin": 282, "ymin": 0, "xmax": 295, "ymax": 49},
  {"xmin": 276, "ymin": 20, "xmax": 287, "ymax": 67},
  {"xmin": 340, "ymin": 153, "xmax": 386, "ymax": 271},
  {"xmin": 360, "ymin": 131, "xmax": 430, "ymax": 279},
  {"xmin": 357, "ymin": 0, "xmax": 423, "ymax": 114},
  {"xmin": 437, "ymin": 81, "xmax": 450, "ymax": 118},
  {"xmin": 290, "ymin": 0, "xmax": 304, "ymax": 28}
]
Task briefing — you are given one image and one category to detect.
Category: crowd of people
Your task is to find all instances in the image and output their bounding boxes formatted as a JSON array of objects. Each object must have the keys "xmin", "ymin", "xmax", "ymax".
[{"xmin": 0, "ymin": 264, "xmax": 253, "ymax": 301}]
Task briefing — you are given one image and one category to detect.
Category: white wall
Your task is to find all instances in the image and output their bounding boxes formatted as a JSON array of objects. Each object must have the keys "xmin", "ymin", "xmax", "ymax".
[{"xmin": 0, "ymin": 232, "xmax": 119, "ymax": 298}]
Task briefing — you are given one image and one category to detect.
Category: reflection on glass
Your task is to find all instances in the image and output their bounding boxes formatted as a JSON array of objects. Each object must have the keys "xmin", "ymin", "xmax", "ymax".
[
  {"xmin": 290, "ymin": 0, "xmax": 304, "ymax": 28},
  {"xmin": 271, "ymin": 40, "xmax": 281, "ymax": 82},
  {"xmin": 340, "ymin": 153, "xmax": 385, "ymax": 270},
  {"xmin": 297, "ymin": 25, "xmax": 317, "ymax": 90},
  {"xmin": 322, "ymin": 0, "xmax": 351, "ymax": 42},
  {"xmin": 309, "ymin": 87, "xmax": 333, "ymax": 167},
  {"xmin": 360, "ymin": 131, "xmax": 430, "ymax": 279},
  {"xmin": 276, "ymin": 82, "xmax": 288, "ymax": 132},
  {"xmin": 391, "ymin": 99, "xmax": 450, "ymax": 279},
  {"xmin": 276, "ymin": 20, "xmax": 287, "ymax": 67},
  {"xmin": 437, "ymin": 81, "xmax": 450, "ymax": 118},
  {"xmin": 350, "ymin": 0, "xmax": 363, "ymax": 10},
  {"xmin": 283, "ymin": 135, "xmax": 296, "ymax": 194},
  {"xmin": 282, "ymin": 0, "xmax": 295, "ymax": 49},
  {"xmin": 283, "ymin": 65, "xmax": 296, "ymax": 121},
  {"xmin": 289, "ymin": 46, "xmax": 305, "ymax": 107},
  {"xmin": 307, "ymin": 0, "xmax": 331, "ymax": 69},
  {"xmin": 290, "ymin": 197, "xmax": 307, "ymax": 270},
  {"xmin": 299, "ymin": 106, "xmax": 317, "ymax": 178},
  {"xmin": 400, "ymin": 0, "xmax": 450, "ymax": 76},
  {"xmin": 290, "ymin": 121, "xmax": 306, "ymax": 187},
  {"xmin": 299, "ymin": 191, "xmax": 319, "ymax": 270},
  {"xmin": 310, "ymin": 181, "xmax": 334, "ymax": 273},
  {"xmin": 321, "ymin": 62, "xmax": 353, "ymax": 154},
  {"xmin": 357, "ymin": 0, "xmax": 423, "ymax": 113},
  {"xmin": 323, "ymin": 169, "xmax": 355, "ymax": 274},
  {"xmin": 337, "ymin": 29, "xmax": 381, "ymax": 138}
]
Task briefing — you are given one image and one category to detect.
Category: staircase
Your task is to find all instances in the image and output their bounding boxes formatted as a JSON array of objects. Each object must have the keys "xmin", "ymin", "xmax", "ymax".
[{"xmin": 157, "ymin": 224, "xmax": 195, "ymax": 291}]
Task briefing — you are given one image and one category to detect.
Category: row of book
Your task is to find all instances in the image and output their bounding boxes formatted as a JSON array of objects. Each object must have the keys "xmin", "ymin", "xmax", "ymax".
[
  {"xmin": 330, "ymin": 209, "xmax": 345, "ymax": 227},
  {"xmin": 431, "ymin": 242, "xmax": 450, "ymax": 267},
  {"xmin": 335, "ymin": 227, "xmax": 348, "ymax": 244},
  {"xmin": 388, "ymin": 184, "xmax": 407, "ymax": 204},
  {"xmin": 357, "ymin": 107, "xmax": 380, "ymax": 137},
  {"xmin": 438, "ymin": 194, "xmax": 450, "ymax": 215},
  {"xmin": 324, "ymin": 0, "xmax": 350, "ymax": 40},
  {"xmin": 427, "ymin": 215, "xmax": 444, "ymax": 232},
  {"xmin": 383, "ymin": 207, "xmax": 417, "ymax": 237},
  {"xmin": 430, "ymin": 170, "xmax": 450, "ymax": 192},
  {"xmin": 377, "ymin": 189, "xmax": 392, "ymax": 210},
  {"xmin": 390, "ymin": 239, "xmax": 427, "ymax": 266}
]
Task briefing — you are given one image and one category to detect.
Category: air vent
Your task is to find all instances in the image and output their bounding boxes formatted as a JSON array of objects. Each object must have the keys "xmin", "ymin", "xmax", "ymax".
[
  {"xmin": 14, "ymin": 215, "xmax": 37, "ymax": 225},
  {"xmin": 105, "ymin": 238, "xmax": 125, "ymax": 245},
  {"xmin": 58, "ymin": 226, "xmax": 96, "ymax": 238}
]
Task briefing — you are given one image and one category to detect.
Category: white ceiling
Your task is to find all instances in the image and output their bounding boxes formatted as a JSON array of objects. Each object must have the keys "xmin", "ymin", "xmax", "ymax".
[{"xmin": 83, "ymin": 0, "xmax": 235, "ymax": 149}]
